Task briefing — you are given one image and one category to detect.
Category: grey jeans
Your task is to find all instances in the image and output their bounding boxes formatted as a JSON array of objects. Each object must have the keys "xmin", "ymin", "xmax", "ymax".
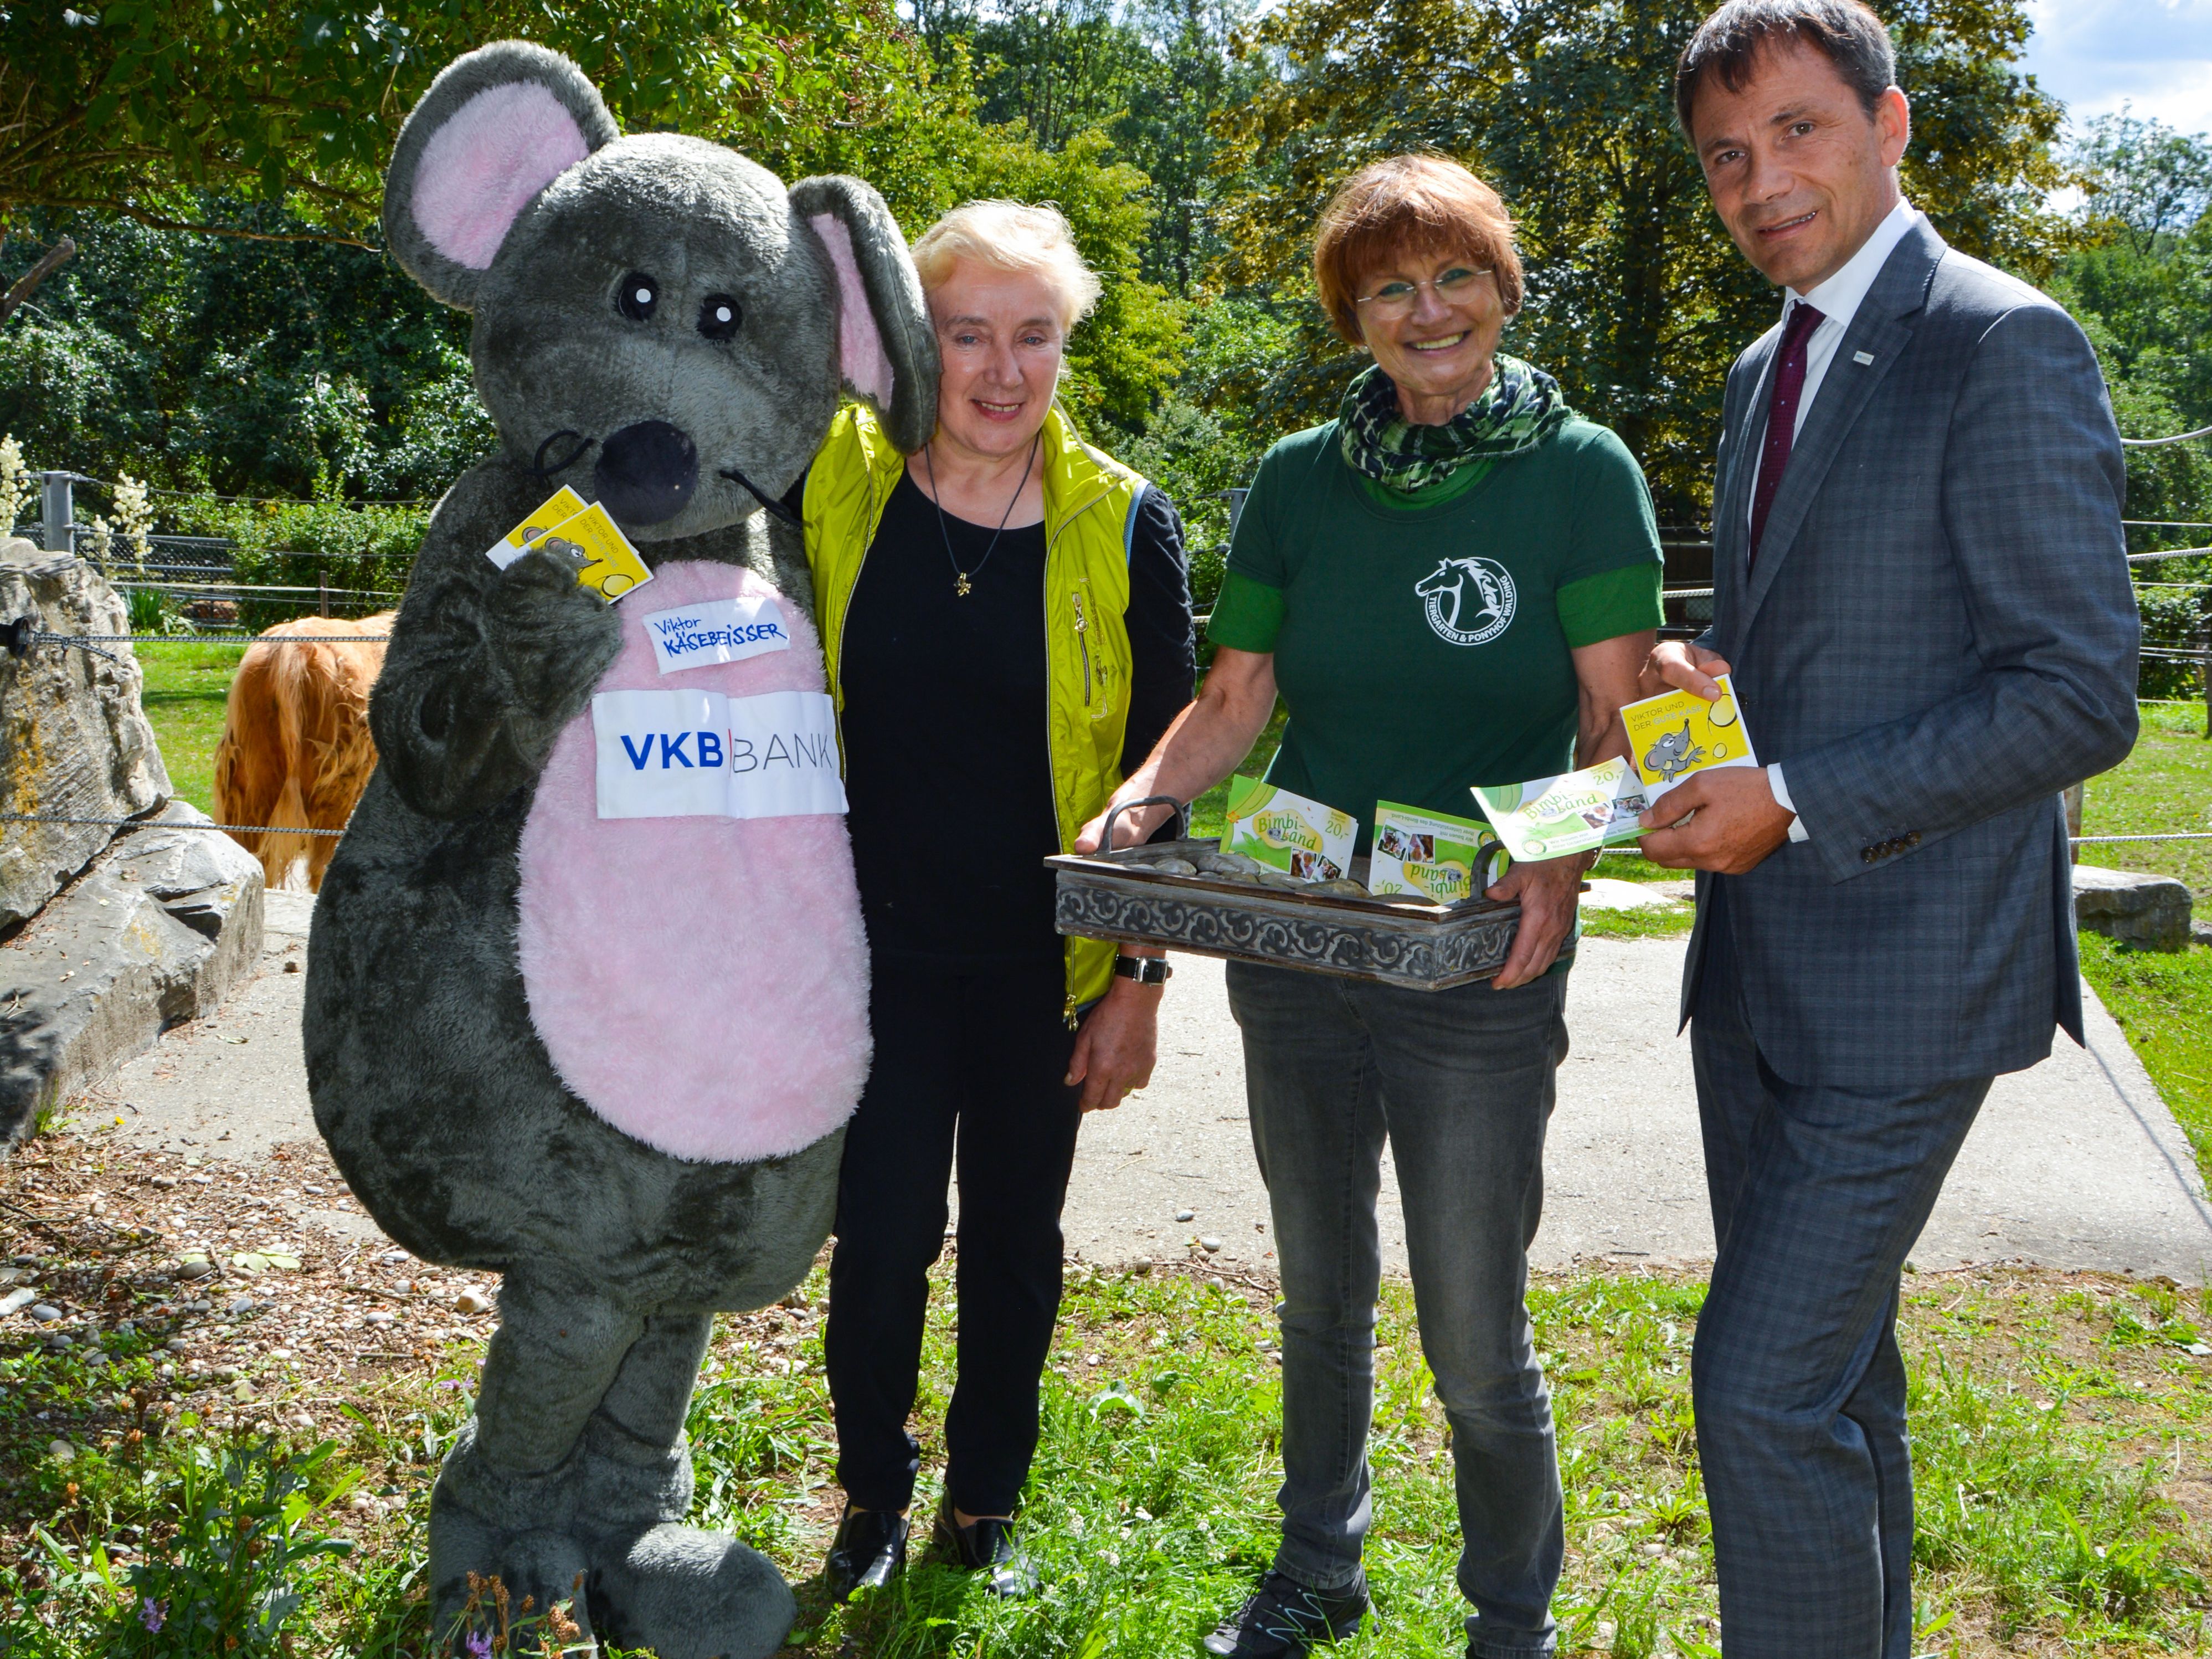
[{"xmin": 1226, "ymin": 959, "xmax": 1569, "ymax": 1659}]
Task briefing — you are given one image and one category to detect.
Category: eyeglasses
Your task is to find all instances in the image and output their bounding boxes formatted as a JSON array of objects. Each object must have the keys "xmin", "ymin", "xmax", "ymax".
[{"xmin": 1354, "ymin": 266, "xmax": 1494, "ymax": 319}]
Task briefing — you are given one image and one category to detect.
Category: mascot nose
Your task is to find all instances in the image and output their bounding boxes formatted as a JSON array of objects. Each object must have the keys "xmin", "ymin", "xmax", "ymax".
[{"xmin": 594, "ymin": 421, "xmax": 698, "ymax": 526}]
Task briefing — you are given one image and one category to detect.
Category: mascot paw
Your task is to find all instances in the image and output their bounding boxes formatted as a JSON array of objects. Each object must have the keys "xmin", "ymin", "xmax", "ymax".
[
  {"xmin": 591, "ymin": 1522, "xmax": 796, "ymax": 1659},
  {"xmin": 428, "ymin": 1517, "xmax": 595, "ymax": 1653}
]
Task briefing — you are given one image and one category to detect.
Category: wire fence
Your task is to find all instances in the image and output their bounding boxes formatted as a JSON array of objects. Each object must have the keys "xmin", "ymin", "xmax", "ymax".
[
  {"xmin": 3, "ymin": 810, "xmax": 2205, "ymax": 850},
  {"xmin": 0, "ymin": 812, "xmax": 345, "ymax": 839}
]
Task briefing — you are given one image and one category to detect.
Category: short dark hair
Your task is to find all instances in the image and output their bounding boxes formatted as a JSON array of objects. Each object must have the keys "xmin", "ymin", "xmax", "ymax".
[{"xmin": 1675, "ymin": 0, "xmax": 1897, "ymax": 142}]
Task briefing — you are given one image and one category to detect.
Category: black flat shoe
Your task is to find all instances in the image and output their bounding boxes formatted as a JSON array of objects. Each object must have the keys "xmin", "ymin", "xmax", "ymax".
[
  {"xmin": 1202, "ymin": 1569, "xmax": 1369, "ymax": 1657},
  {"xmin": 825, "ymin": 1504, "xmax": 908, "ymax": 1599},
  {"xmin": 932, "ymin": 1496, "xmax": 1038, "ymax": 1599}
]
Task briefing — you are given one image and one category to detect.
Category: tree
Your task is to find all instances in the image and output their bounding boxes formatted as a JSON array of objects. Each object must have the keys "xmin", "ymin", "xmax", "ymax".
[
  {"xmin": 0, "ymin": 202, "xmax": 485, "ymax": 499},
  {"xmin": 969, "ymin": 126, "xmax": 1187, "ymax": 429},
  {"xmin": 1213, "ymin": 0, "xmax": 2073, "ymax": 518},
  {"xmin": 912, "ymin": 0, "xmax": 1263, "ymax": 294},
  {"xmin": 2072, "ymin": 110, "xmax": 2212, "ymax": 254},
  {"xmin": 1, "ymin": 0, "xmax": 939, "ymax": 242},
  {"xmin": 0, "ymin": 48, "xmax": 1186, "ymax": 501}
]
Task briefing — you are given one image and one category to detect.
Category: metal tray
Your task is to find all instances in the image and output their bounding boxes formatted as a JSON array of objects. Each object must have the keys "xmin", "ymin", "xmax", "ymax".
[{"xmin": 1047, "ymin": 800, "xmax": 1521, "ymax": 992}]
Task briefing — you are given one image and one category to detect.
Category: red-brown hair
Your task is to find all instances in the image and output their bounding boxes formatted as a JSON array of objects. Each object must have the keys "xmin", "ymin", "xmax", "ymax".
[{"xmin": 1311, "ymin": 155, "xmax": 1524, "ymax": 344}]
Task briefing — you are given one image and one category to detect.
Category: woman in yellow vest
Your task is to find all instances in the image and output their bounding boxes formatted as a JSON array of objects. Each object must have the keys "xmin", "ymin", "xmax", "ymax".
[{"xmin": 804, "ymin": 200, "xmax": 1195, "ymax": 1600}]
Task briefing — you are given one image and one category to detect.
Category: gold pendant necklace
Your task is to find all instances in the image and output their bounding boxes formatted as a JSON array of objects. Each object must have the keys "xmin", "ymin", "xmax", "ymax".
[{"xmin": 927, "ymin": 434, "xmax": 1039, "ymax": 599}]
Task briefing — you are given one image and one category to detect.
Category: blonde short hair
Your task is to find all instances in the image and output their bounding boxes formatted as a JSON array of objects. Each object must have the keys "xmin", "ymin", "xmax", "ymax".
[{"xmin": 910, "ymin": 200, "xmax": 1103, "ymax": 331}]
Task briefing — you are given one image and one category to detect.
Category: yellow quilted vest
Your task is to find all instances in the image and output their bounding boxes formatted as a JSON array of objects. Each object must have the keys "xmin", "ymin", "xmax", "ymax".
[{"xmin": 804, "ymin": 402, "xmax": 1150, "ymax": 1017}]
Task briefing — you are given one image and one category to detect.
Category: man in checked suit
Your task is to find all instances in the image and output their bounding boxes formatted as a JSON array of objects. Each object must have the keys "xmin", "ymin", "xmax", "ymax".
[{"xmin": 1638, "ymin": 2, "xmax": 2140, "ymax": 1652}]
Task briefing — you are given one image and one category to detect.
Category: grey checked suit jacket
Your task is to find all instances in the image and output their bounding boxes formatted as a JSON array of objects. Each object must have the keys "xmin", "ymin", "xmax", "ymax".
[{"xmin": 1681, "ymin": 217, "xmax": 2141, "ymax": 1088}]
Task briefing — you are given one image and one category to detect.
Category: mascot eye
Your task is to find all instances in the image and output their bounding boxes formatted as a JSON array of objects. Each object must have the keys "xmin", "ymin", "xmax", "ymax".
[
  {"xmin": 698, "ymin": 294, "xmax": 742, "ymax": 341},
  {"xmin": 616, "ymin": 273, "xmax": 659, "ymax": 322}
]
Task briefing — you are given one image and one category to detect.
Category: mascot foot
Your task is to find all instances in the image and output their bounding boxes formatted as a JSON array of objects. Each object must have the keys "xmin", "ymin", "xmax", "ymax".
[
  {"xmin": 429, "ymin": 1495, "xmax": 596, "ymax": 1650},
  {"xmin": 590, "ymin": 1522, "xmax": 796, "ymax": 1659}
]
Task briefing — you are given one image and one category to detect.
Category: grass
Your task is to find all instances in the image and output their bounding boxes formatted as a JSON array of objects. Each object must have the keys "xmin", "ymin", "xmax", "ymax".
[
  {"xmin": 134, "ymin": 644, "xmax": 246, "ymax": 815},
  {"xmin": 10, "ymin": 1260, "xmax": 2212, "ymax": 1655},
  {"xmin": 2082, "ymin": 701, "xmax": 2212, "ymax": 900},
  {"xmin": 2081, "ymin": 932, "xmax": 2212, "ymax": 1177}
]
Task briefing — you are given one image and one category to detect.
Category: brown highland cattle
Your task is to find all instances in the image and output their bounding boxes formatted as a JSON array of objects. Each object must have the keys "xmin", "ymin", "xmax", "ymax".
[{"xmin": 212, "ymin": 612, "xmax": 395, "ymax": 891}]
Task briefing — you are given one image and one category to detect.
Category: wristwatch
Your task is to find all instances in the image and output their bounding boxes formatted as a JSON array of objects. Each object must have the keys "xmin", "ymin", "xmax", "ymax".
[{"xmin": 1113, "ymin": 954, "xmax": 1172, "ymax": 987}]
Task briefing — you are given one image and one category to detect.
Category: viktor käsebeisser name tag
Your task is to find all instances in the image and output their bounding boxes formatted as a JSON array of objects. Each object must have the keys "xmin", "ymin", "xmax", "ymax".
[
  {"xmin": 593, "ymin": 689, "xmax": 846, "ymax": 821},
  {"xmin": 640, "ymin": 595, "xmax": 791, "ymax": 676}
]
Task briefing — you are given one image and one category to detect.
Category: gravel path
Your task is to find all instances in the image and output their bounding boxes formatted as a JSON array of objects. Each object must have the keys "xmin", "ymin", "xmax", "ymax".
[{"xmin": 80, "ymin": 895, "xmax": 2212, "ymax": 1286}]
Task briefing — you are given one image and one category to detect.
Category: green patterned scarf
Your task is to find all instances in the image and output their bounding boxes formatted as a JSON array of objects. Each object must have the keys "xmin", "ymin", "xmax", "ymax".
[{"xmin": 1338, "ymin": 354, "xmax": 1573, "ymax": 494}]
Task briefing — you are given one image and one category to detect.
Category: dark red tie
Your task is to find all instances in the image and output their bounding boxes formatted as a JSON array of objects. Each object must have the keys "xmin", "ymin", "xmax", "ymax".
[{"xmin": 1748, "ymin": 300, "xmax": 1826, "ymax": 566}]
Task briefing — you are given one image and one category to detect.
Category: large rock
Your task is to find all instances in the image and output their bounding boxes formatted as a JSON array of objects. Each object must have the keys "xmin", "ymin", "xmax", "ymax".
[
  {"xmin": 0, "ymin": 538, "xmax": 171, "ymax": 927},
  {"xmin": 2074, "ymin": 864, "xmax": 2193, "ymax": 953},
  {"xmin": 0, "ymin": 802, "xmax": 264, "ymax": 1150}
]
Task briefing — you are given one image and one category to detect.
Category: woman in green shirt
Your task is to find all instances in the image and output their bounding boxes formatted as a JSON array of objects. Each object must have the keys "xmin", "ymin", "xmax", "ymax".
[{"xmin": 1079, "ymin": 155, "xmax": 1661, "ymax": 1658}]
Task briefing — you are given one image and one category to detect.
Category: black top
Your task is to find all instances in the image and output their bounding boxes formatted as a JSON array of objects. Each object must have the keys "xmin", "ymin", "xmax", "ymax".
[{"xmin": 837, "ymin": 469, "xmax": 1195, "ymax": 966}]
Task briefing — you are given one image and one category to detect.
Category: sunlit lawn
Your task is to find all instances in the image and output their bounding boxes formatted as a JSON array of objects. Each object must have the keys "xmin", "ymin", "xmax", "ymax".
[
  {"xmin": 135, "ymin": 643, "xmax": 246, "ymax": 815},
  {"xmin": 9, "ymin": 1261, "xmax": 2212, "ymax": 1656}
]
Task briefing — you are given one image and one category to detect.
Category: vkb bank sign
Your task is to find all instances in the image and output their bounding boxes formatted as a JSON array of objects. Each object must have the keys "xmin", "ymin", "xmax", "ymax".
[{"xmin": 592, "ymin": 689, "xmax": 846, "ymax": 820}]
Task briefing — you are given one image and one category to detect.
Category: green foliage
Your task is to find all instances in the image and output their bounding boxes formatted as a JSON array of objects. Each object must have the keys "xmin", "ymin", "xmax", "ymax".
[
  {"xmin": 0, "ymin": 0, "xmax": 935, "ymax": 243},
  {"xmin": 2074, "ymin": 111, "xmax": 2212, "ymax": 253},
  {"xmin": 2, "ymin": 1436, "xmax": 358, "ymax": 1656},
  {"xmin": 163, "ymin": 496, "xmax": 427, "ymax": 629},
  {"xmin": 1116, "ymin": 296, "xmax": 1301, "ymax": 600},
  {"xmin": 0, "ymin": 208, "xmax": 488, "ymax": 502},
  {"xmin": 9, "ymin": 1267, "xmax": 2212, "ymax": 1653},
  {"xmin": 2133, "ymin": 577, "xmax": 2208, "ymax": 700},
  {"xmin": 968, "ymin": 126, "xmax": 1187, "ymax": 430},
  {"xmin": 2079, "ymin": 673, "xmax": 2212, "ymax": 901},
  {"xmin": 106, "ymin": 1440, "xmax": 354, "ymax": 1653},
  {"xmin": 1214, "ymin": 0, "xmax": 2074, "ymax": 518},
  {"xmin": 1, "ymin": 2, "xmax": 1192, "ymax": 505},
  {"xmin": 918, "ymin": 0, "xmax": 1265, "ymax": 294},
  {"xmin": 2052, "ymin": 117, "xmax": 2212, "ymax": 535}
]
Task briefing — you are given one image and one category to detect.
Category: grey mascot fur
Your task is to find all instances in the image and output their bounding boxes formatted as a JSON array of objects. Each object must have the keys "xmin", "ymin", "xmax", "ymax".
[{"xmin": 302, "ymin": 40, "xmax": 937, "ymax": 1656}]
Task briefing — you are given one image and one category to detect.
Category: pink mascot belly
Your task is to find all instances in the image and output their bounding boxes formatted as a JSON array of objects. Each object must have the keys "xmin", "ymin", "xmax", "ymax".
[{"xmin": 516, "ymin": 561, "xmax": 870, "ymax": 1162}]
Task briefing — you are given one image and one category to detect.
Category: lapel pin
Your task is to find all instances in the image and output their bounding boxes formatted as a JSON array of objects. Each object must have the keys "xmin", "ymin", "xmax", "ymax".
[{"xmin": 1853, "ymin": 350, "xmax": 1876, "ymax": 365}]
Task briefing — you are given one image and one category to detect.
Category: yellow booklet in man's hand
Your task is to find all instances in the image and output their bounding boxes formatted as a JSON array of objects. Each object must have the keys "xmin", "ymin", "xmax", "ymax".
[
  {"xmin": 1619, "ymin": 673, "xmax": 1759, "ymax": 801},
  {"xmin": 484, "ymin": 491, "xmax": 654, "ymax": 603}
]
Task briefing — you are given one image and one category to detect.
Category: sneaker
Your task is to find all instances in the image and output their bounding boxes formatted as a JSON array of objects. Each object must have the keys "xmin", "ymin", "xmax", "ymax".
[
  {"xmin": 824, "ymin": 1504, "xmax": 908, "ymax": 1600},
  {"xmin": 1202, "ymin": 1569, "xmax": 1370, "ymax": 1657},
  {"xmin": 932, "ymin": 1496, "xmax": 1039, "ymax": 1599}
]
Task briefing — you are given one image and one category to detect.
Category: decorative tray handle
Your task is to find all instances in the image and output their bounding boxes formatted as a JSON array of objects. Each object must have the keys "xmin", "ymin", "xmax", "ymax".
[{"xmin": 1098, "ymin": 794, "xmax": 1187, "ymax": 855}]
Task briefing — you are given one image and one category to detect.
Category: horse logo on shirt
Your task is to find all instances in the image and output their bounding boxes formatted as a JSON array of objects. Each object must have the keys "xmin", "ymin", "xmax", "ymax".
[{"xmin": 1414, "ymin": 556, "xmax": 1516, "ymax": 646}]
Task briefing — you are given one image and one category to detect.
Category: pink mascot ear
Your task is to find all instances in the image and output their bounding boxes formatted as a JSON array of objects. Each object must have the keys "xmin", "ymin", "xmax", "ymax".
[
  {"xmin": 790, "ymin": 175, "xmax": 938, "ymax": 451},
  {"xmin": 413, "ymin": 82, "xmax": 591, "ymax": 271},
  {"xmin": 382, "ymin": 43, "xmax": 618, "ymax": 311},
  {"xmin": 810, "ymin": 213, "xmax": 897, "ymax": 412}
]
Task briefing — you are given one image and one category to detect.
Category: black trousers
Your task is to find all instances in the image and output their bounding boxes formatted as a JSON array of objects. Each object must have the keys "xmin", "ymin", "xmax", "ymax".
[{"xmin": 824, "ymin": 956, "xmax": 1083, "ymax": 1518}]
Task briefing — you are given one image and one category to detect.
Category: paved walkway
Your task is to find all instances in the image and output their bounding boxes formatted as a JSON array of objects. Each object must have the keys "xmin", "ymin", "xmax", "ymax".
[{"xmin": 89, "ymin": 895, "xmax": 2212, "ymax": 1283}]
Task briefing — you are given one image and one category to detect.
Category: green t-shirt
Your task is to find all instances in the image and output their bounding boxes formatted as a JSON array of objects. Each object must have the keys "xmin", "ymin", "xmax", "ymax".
[{"xmin": 1208, "ymin": 415, "xmax": 1664, "ymax": 844}]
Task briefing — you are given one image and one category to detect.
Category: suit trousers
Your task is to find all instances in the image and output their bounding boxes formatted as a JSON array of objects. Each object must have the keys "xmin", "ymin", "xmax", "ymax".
[
  {"xmin": 1690, "ymin": 893, "xmax": 1989, "ymax": 1658},
  {"xmin": 823, "ymin": 956, "xmax": 1083, "ymax": 1519},
  {"xmin": 1227, "ymin": 959, "xmax": 1567, "ymax": 1658}
]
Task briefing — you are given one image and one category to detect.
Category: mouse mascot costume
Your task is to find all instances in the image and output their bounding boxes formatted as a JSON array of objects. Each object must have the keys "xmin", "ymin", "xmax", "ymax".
[{"xmin": 302, "ymin": 41, "xmax": 937, "ymax": 1656}]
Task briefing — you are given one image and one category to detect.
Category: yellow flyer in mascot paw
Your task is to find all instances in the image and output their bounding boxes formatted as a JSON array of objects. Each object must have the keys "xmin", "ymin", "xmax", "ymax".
[{"xmin": 485, "ymin": 491, "xmax": 655, "ymax": 603}]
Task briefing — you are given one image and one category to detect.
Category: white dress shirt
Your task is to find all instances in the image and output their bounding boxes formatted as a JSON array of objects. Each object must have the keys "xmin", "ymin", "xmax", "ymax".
[{"xmin": 1751, "ymin": 196, "xmax": 1920, "ymax": 843}]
